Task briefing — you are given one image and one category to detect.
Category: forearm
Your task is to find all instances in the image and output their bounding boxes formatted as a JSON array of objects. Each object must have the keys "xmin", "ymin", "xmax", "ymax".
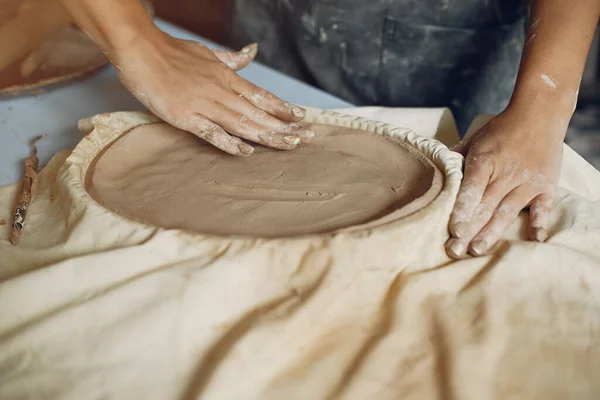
[
  {"xmin": 56, "ymin": 0, "xmax": 159, "ymax": 54},
  {"xmin": 509, "ymin": 0, "xmax": 600, "ymax": 134}
]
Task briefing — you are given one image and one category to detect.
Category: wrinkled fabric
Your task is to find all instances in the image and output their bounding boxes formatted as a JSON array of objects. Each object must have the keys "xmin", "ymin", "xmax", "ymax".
[
  {"xmin": 1, "ymin": 107, "xmax": 600, "ymax": 400},
  {"xmin": 232, "ymin": 0, "xmax": 527, "ymax": 132}
]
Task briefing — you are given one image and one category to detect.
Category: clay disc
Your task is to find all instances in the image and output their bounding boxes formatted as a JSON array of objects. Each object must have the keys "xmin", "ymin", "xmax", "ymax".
[
  {"xmin": 86, "ymin": 123, "xmax": 443, "ymax": 238},
  {"xmin": 0, "ymin": 26, "xmax": 108, "ymax": 97}
]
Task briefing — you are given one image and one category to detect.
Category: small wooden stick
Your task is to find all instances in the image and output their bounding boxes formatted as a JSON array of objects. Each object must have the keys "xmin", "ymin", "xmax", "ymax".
[{"xmin": 11, "ymin": 136, "xmax": 42, "ymax": 245}]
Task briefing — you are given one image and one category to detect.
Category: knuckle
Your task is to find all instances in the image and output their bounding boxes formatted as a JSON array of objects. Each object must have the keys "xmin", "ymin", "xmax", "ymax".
[
  {"xmin": 219, "ymin": 66, "xmax": 236, "ymax": 86},
  {"xmin": 474, "ymin": 202, "xmax": 495, "ymax": 219},
  {"xmin": 223, "ymin": 59, "xmax": 238, "ymax": 70},
  {"xmin": 201, "ymin": 126, "xmax": 221, "ymax": 142},
  {"xmin": 497, "ymin": 203, "xmax": 517, "ymax": 218},
  {"xmin": 162, "ymin": 111, "xmax": 181, "ymax": 127},
  {"xmin": 498, "ymin": 163, "xmax": 518, "ymax": 180},
  {"xmin": 467, "ymin": 151, "xmax": 494, "ymax": 167},
  {"xmin": 265, "ymin": 92, "xmax": 282, "ymax": 107},
  {"xmin": 253, "ymin": 109, "xmax": 268, "ymax": 121},
  {"xmin": 249, "ymin": 87, "xmax": 268, "ymax": 104},
  {"xmin": 520, "ymin": 168, "xmax": 532, "ymax": 182},
  {"xmin": 176, "ymin": 111, "xmax": 199, "ymax": 127},
  {"xmin": 530, "ymin": 173, "xmax": 548, "ymax": 187},
  {"xmin": 456, "ymin": 183, "xmax": 481, "ymax": 203},
  {"xmin": 202, "ymin": 82, "xmax": 221, "ymax": 93},
  {"xmin": 530, "ymin": 203, "xmax": 544, "ymax": 218},
  {"xmin": 452, "ymin": 200, "xmax": 469, "ymax": 214},
  {"xmin": 237, "ymin": 114, "xmax": 250, "ymax": 128}
]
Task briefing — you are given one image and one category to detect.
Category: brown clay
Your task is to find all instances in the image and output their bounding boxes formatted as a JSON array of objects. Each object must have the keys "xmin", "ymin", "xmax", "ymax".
[{"xmin": 86, "ymin": 123, "xmax": 443, "ymax": 237}]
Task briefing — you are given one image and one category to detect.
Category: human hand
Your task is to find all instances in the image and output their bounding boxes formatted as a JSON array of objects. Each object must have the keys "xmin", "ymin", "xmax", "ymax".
[
  {"xmin": 445, "ymin": 105, "xmax": 566, "ymax": 258},
  {"xmin": 110, "ymin": 32, "xmax": 315, "ymax": 156}
]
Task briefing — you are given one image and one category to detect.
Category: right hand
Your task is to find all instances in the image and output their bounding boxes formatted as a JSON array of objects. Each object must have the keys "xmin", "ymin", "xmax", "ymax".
[{"xmin": 109, "ymin": 31, "xmax": 315, "ymax": 156}]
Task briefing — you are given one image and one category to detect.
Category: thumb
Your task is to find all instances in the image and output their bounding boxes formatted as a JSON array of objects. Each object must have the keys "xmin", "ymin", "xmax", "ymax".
[
  {"xmin": 451, "ymin": 137, "xmax": 470, "ymax": 155},
  {"xmin": 212, "ymin": 43, "xmax": 258, "ymax": 71},
  {"xmin": 527, "ymin": 193, "xmax": 553, "ymax": 242}
]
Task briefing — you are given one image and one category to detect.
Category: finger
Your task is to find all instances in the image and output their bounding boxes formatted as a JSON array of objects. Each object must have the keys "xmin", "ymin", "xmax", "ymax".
[
  {"xmin": 528, "ymin": 193, "xmax": 553, "ymax": 242},
  {"xmin": 230, "ymin": 76, "xmax": 306, "ymax": 122},
  {"xmin": 450, "ymin": 137, "xmax": 470, "ymax": 155},
  {"xmin": 219, "ymin": 91, "xmax": 317, "ymax": 142},
  {"xmin": 212, "ymin": 43, "xmax": 258, "ymax": 71},
  {"xmin": 205, "ymin": 102, "xmax": 302, "ymax": 150},
  {"xmin": 455, "ymin": 179, "xmax": 515, "ymax": 240},
  {"xmin": 449, "ymin": 156, "xmax": 493, "ymax": 238},
  {"xmin": 179, "ymin": 113, "xmax": 254, "ymax": 157},
  {"xmin": 446, "ymin": 181, "xmax": 508, "ymax": 259},
  {"xmin": 468, "ymin": 186, "xmax": 535, "ymax": 256},
  {"xmin": 451, "ymin": 128, "xmax": 480, "ymax": 155},
  {"xmin": 445, "ymin": 238, "xmax": 467, "ymax": 260}
]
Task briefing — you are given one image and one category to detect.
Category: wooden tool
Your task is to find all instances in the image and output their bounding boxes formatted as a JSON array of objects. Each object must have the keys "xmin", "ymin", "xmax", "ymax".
[
  {"xmin": 11, "ymin": 135, "xmax": 42, "ymax": 245},
  {"xmin": 0, "ymin": 0, "xmax": 72, "ymax": 74}
]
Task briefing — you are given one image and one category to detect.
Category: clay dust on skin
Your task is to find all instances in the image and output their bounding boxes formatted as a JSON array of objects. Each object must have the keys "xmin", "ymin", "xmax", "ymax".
[
  {"xmin": 451, "ymin": 183, "xmax": 483, "ymax": 226},
  {"xmin": 249, "ymin": 89, "xmax": 267, "ymax": 104},
  {"xmin": 541, "ymin": 74, "xmax": 558, "ymax": 89},
  {"xmin": 223, "ymin": 60, "xmax": 239, "ymax": 69},
  {"xmin": 221, "ymin": 44, "xmax": 255, "ymax": 69},
  {"xmin": 529, "ymin": 198, "xmax": 552, "ymax": 242}
]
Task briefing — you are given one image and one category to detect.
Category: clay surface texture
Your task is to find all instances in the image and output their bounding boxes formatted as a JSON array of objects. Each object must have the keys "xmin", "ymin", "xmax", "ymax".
[{"xmin": 87, "ymin": 123, "xmax": 442, "ymax": 237}]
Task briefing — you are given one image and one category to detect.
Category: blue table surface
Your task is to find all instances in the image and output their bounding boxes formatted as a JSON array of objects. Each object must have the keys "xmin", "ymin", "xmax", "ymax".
[{"xmin": 0, "ymin": 20, "xmax": 352, "ymax": 186}]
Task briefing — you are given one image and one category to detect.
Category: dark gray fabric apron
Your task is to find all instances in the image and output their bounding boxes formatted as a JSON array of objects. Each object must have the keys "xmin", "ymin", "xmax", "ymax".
[{"xmin": 232, "ymin": 0, "xmax": 527, "ymax": 133}]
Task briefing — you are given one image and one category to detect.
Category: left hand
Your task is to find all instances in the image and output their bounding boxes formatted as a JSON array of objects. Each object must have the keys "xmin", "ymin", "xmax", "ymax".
[{"xmin": 445, "ymin": 104, "xmax": 567, "ymax": 258}]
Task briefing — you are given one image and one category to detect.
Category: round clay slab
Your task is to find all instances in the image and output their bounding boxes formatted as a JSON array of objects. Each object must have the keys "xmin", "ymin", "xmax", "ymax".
[{"xmin": 86, "ymin": 122, "xmax": 443, "ymax": 237}]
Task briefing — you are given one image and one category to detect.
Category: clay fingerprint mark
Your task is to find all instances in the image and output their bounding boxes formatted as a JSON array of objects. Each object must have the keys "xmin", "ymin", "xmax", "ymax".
[{"xmin": 0, "ymin": 218, "xmax": 6, "ymax": 226}]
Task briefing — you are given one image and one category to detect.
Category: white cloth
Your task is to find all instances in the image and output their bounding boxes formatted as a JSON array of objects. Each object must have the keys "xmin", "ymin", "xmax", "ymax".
[{"xmin": 0, "ymin": 107, "xmax": 599, "ymax": 400}]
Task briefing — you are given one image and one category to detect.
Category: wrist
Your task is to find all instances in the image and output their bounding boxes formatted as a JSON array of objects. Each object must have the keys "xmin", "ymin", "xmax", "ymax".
[
  {"xmin": 106, "ymin": 21, "xmax": 166, "ymax": 58},
  {"xmin": 508, "ymin": 84, "xmax": 577, "ymax": 130},
  {"xmin": 58, "ymin": 0, "xmax": 161, "ymax": 56},
  {"xmin": 101, "ymin": 9, "xmax": 162, "ymax": 56}
]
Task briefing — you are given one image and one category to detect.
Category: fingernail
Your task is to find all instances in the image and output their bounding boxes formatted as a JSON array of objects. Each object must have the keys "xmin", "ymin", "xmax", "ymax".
[
  {"xmin": 452, "ymin": 222, "xmax": 468, "ymax": 238},
  {"xmin": 470, "ymin": 239, "xmax": 488, "ymax": 256},
  {"xmin": 291, "ymin": 106, "xmax": 306, "ymax": 119},
  {"xmin": 446, "ymin": 239, "xmax": 466, "ymax": 258},
  {"xmin": 532, "ymin": 227, "xmax": 548, "ymax": 242},
  {"xmin": 242, "ymin": 43, "xmax": 257, "ymax": 54},
  {"xmin": 298, "ymin": 129, "xmax": 316, "ymax": 139},
  {"xmin": 260, "ymin": 132, "xmax": 283, "ymax": 144},
  {"xmin": 283, "ymin": 135, "xmax": 300, "ymax": 145},
  {"xmin": 450, "ymin": 143, "xmax": 463, "ymax": 152},
  {"xmin": 237, "ymin": 142, "xmax": 254, "ymax": 156},
  {"xmin": 284, "ymin": 123, "xmax": 301, "ymax": 133}
]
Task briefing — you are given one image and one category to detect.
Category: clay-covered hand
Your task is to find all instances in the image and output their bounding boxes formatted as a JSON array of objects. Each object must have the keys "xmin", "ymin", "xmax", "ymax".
[
  {"xmin": 110, "ymin": 32, "xmax": 315, "ymax": 156},
  {"xmin": 445, "ymin": 106, "xmax": 565, "ymax": 258}
]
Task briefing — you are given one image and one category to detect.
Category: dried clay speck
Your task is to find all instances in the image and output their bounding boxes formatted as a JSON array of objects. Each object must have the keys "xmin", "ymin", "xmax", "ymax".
[{"xmin": 541, "ymin": 74, "xmax": 558, "ymax": 89}]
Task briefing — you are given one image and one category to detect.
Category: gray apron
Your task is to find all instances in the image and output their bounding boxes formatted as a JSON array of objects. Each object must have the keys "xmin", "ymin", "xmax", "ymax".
[{"xmin": 232, "ymin": 0, "xmax": 527, "ymax": 133}]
